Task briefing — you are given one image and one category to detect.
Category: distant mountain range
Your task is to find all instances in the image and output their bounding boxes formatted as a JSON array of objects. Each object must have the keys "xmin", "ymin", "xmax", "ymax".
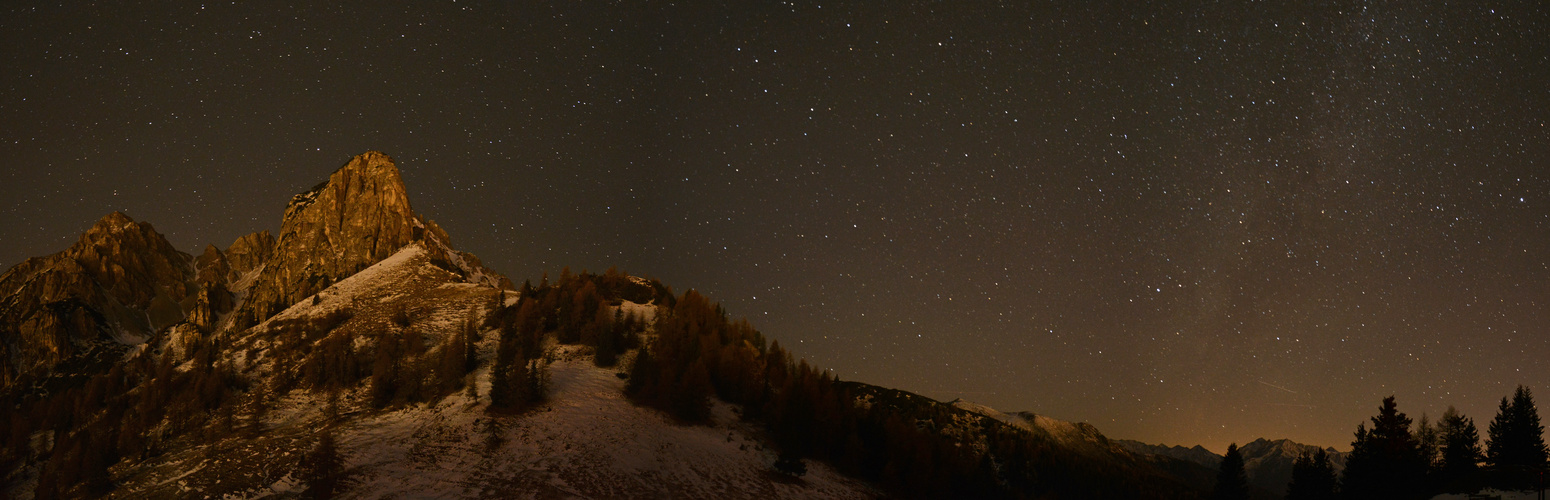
[{"xmin": 1117, "ymin": 437, "xmax": 1350, "ymax": 497}]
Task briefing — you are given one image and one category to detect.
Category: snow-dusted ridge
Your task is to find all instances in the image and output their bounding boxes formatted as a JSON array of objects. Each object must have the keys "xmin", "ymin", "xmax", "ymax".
[{"xmin": 107, "ymin": 244, "xmax": 879, "ymax": 499}]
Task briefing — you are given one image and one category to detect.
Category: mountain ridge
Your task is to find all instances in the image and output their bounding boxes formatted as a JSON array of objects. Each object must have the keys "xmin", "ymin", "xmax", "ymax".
[
  {"xmin": 226, "ymin": 150, "xmax": 505, "ymax": 332},
  {"xmin": 0, "ymin": 211, "xmax": 195, "ymax": 391},
  {"xmin": 1116, "ymin": 436, "xmax": 1350, "ymax": 497},
  {"xmin": 2, "ymin": 150, "xmax": 1238, "ymax": 499}
]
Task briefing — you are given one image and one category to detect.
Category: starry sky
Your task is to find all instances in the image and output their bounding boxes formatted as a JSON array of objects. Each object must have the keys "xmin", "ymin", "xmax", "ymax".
[{"xmin": 3, "ymin": 1, "xmax": 1548, "ymax": 453}]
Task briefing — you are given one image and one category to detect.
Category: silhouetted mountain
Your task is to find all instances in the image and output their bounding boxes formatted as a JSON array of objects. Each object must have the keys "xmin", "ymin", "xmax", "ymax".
[
  {"xmin": 1118, "ymin": 437, "xmax": 1349, "ymax": 497},
  {"xmin": 1117, "ymin": 439, "xmax": 1224, "ymax": 468}
]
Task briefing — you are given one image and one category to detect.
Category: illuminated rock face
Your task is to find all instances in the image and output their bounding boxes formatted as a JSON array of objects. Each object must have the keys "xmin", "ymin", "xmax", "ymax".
[
  {"xmin": 223, "ymin": 230, "xmax": 274, "ymax": 284},
  {"xmin": 0, "ymin": 212, "xmax": 194, "ymax": 389},
  {"xmin": 225, "ymin": 150, "xmax": 505, "ymax": 331},
  {"xmin": 0, "ymin": 151, "xmax": 509, "ymax": 390},
  {"xmin": 232, "ymin": 151, "xmax": 425, "ymax": 328}
]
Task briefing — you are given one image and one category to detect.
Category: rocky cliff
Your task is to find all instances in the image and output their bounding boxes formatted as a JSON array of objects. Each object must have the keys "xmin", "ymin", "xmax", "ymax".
[
  {"xmin": 0, "ymin": 151, "xmax": 509, "ymax": 391},
  {"xmin": 223, "ymin": 230, "xmax": 274, "ymax": 284},
  {"xmin": 0, "ymin": 212, "xmax": 194, "ymax": 390},
  {"xmin": 226, "ymin": 150, "xmax": 506, "ymax": 331},
  {"xmin": 188, "ymin": 244, "xmax": 235, "ymax": 331}
]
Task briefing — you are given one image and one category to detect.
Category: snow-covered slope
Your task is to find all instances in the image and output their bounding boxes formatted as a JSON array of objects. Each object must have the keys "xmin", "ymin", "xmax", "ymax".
[
  {"xmin": 334, "ymin": 349, "xmax": 874, "ymax": 499},
  {"xmin": 105, "ymin": 244, "xmax": 878, "ymax": 499}
]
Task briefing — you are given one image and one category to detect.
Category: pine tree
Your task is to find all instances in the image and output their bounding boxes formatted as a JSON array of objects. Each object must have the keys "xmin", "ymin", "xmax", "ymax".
[
  {"xmin": 1287, "ymin": 448, "xmax": 1339, "ymax": 500},
  {"xmin": 1438, "ymin": 406, "xmax": 1482, "ymax": 494},
  {"xmin": 489, "ymin": 346, "xmax": 528, "ymax": 411},
  {"xmin": 1486, "ymin": 385, "xmax": 1548, "ymax": 490},
  {"xmin": 1341, "ymin": 396, "xmax": 1427, "ymax": 499},
  {"xmin": 1211, "ymin": 443, "xmax": 1250, "ymax": 500}
]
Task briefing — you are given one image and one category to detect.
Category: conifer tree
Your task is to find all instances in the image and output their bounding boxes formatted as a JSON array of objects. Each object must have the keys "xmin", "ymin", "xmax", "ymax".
[
  {"xmin": 1438, "ymin": 406, "xmax": 1482, "ymax": 493},
  {"xmin": 1212, "ymin": 443, "xmax": 1250, "ymax": 500},
  {"xmin": 1287, "ymin": 448, "xmax": 1339, "ymax": 500},
  {"xmin": 1341, "ymin": 396, "xmax": 1427, "ymax": 499},
  {"xmin": 489, "ymin": 348, "xmax": 528, "ymax": 411},
  {"xmin": 1486, "ymin": 385, "xmax": 1548, "ymax": 490},
  {"xmin": 489, "ymin": 338, "xmax": 527, "ymax": 411}
]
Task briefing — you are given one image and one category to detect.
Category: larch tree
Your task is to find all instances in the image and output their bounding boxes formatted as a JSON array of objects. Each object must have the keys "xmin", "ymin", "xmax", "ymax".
[{"xmin": 1438, "ymin": 405, "xmax": 1482, "ymax": 494}]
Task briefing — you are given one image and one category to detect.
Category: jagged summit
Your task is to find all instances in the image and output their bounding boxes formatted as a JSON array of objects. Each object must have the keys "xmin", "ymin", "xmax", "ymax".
[
  {"xmin": 0, "ymin": 211, "xmax": 194, "ymax": 390},
  {"xmin": 224, "ymin": 230, "xmax": 274, "ymax": 284},
  {"xmin": 90, "ymin": 210, "xmax": 135, "ymax": 230},
  {"xmin": 0, "ymin": 151, "xmax": 506, "ymax": 392},
  {"xmin": 226, "ymin": 151, "xmax": 504, "ymax": 330}
]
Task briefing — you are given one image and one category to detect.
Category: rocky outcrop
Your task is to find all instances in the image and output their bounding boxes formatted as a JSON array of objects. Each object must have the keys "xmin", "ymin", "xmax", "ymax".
[
  {"xmin": 224, "ymin": 230, "xmax": 274, "ymax": 283},
  {"xmin": 0, "ymin": 212, "xmax": 194, "ymax": 390},
  {"xmin": 188, "ymin": 244, "xmax": 235, "ymax": 330},
  {"xmin": 0, "ymin": 151, "xmax": 512, "ymax": 389},
  {"xmin": 227, "ymin": 151, "xmax": 506, "ymax": 331},
  {"xmin": 195, "ymin": 244, "xmax": 230, "ymax": 285}
]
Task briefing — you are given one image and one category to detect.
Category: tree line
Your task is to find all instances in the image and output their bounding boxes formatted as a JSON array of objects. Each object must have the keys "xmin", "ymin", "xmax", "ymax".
[
  {"xmin": 1210, "ymin": 388, "xmax": 1548, "ymax": 500},
  {"xmin": 619, "ymin": 286, "xmax": 1203, "ymax": 499},
  {"xmin": 484, "ymin": 266, "xmax": 652, "ymax": 412}
]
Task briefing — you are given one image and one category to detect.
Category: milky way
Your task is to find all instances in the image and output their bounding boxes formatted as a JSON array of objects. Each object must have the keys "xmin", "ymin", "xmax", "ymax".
[{"xmin": 2, "ymin": 2, "xmax": 1547, "ymax": 451}]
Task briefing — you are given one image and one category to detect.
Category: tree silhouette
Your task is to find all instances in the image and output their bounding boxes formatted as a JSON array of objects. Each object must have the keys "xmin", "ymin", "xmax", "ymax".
[
  {"xmin": 1438, "ymin": 405, "xmax": 1482, "ymax": 494},
  {"xmin": 369, "ymin": 334, "xmax": 401, "ymax": 408},
  {"xmin": 1286, "ymin": 448, "xmax": 1339, "ymax": 500},
  {"xmin": 1486, "ymin": 385, "xmax": 1548, "ymax": 490},
  {"xmin": 1211, "ymin": 443, "xmax": 1249, "ymax": 500},
  {"xmin": 1341, "ymin": 396, "xmax": 1427, "ymax": 499}
]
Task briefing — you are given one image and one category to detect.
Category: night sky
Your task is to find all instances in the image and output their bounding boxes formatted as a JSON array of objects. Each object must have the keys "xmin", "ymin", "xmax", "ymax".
[{"xmin": 3, "ymin": 1, "xmax": 1548, "ymax": 452}]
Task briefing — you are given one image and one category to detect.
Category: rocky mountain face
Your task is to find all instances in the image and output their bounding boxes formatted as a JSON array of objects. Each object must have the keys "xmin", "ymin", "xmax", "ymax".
[
  {"xmin": 4, "ymin": 149, "xmax": 1252, "ymax": 499},
  {"xmin": 227, "ymin": 150, "xmax": 504, "ymax": 331},
  {"xmin": 1116, "ymin": 437, "xmax": 1349, "ymax": 497},
  {"xmin": 0, "ymin": 212, "xmax": 194, "ymax": 390},
  {"xmin": 222, "ymin": 230, "xmax": 273, "ymax": 284},
  {"xmin": 0, "ymin": 151, "xmax": 505, "ymax": 393}
]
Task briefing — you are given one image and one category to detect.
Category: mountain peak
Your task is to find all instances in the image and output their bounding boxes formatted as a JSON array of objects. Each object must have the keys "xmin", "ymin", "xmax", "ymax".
[
  {"xmin": 225, "ymin": 151, "xmax": 505, "ymax": 330},
  {"xmin": 78, "ymin": 211, "xmax": 155, "ymax": 250},
  {"xmin": 0, "ymin": 212, "xmax": 194, "ymax": 390},
  {"xmin": 284, "ymin": 150, "xmax": 409, "ymax": 219},
  {"xmin": 92, "ymin": 210, "xmax": 136, "ymax": 230}
]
